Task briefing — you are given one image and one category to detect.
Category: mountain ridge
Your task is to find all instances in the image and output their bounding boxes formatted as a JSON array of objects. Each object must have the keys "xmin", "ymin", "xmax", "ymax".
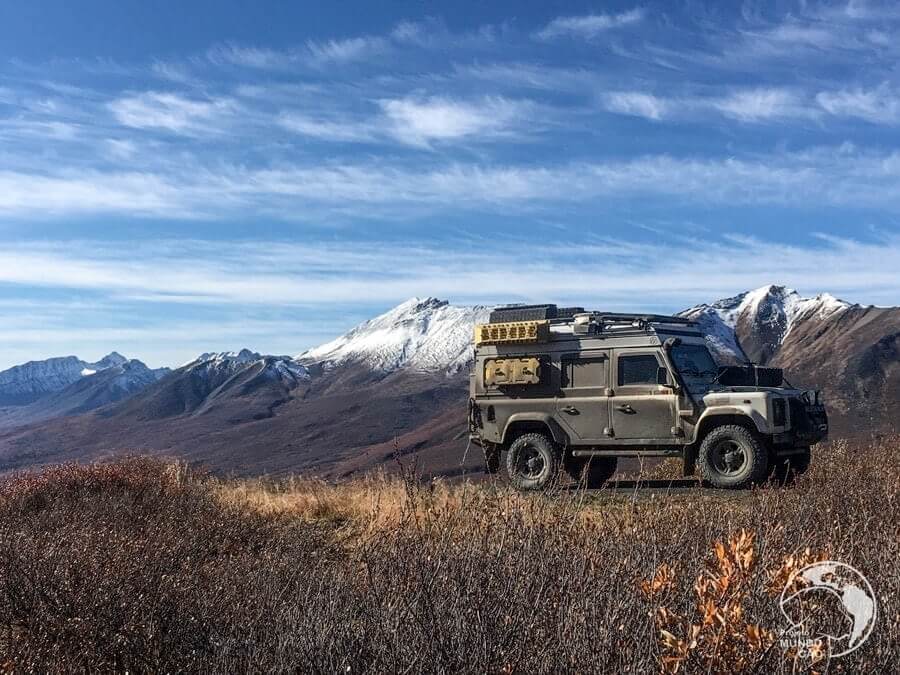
[
  {"xmin": 0, "ymin": 285, "xmax": 896, "ymax": 478},
  {"xmin": 0, "ymin": 352, "xmax": 156, "ymax": 406}
]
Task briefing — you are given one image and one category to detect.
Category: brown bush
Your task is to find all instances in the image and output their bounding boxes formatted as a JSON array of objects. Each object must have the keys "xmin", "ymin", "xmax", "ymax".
[{"xmin": 0, "ymin": 439, "xmax": 896, "ymax": 673}]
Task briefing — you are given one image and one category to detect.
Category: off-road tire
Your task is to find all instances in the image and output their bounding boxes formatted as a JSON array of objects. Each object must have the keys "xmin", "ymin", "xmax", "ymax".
[
  {"xmin": 770, "ymin": 447, "xmax": 811, "ymax": 484},
  {"xmin": 506, "ymin": 433, "xmax": 560, "ymax": 491},
  {"xmin": 699, "ymin": 425, "xmax": 769, "ymax": 489},
  {"xmin": 483, "ymin": 446, "xmax": 501, "ymax": 475},
  {"xmin": 564, "ymin": 455, "xmax": 618, "ymax": 489}
]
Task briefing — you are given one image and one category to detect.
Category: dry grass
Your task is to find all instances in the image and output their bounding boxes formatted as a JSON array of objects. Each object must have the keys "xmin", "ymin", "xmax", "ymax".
[{"xmin": 0, "ymin": 438, "xmax": 896, "ymax": 672}]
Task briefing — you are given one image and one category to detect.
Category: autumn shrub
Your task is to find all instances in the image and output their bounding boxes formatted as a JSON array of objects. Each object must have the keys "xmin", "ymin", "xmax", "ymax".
[{"xmin": 0, "ymin": 439, "xmax": 896, "ymax": 673}]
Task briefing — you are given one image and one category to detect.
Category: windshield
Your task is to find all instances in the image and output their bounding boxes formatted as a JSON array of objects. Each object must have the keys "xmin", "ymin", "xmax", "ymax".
[{"xmin": 670, "ymin": 344, "xmax": 719, "ymax": 389}]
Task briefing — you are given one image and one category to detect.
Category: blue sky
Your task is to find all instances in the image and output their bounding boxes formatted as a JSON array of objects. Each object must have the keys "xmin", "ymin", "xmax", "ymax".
[{"xmin": 3, "ymin": 0, "xmax": 900, "ymax": 369}]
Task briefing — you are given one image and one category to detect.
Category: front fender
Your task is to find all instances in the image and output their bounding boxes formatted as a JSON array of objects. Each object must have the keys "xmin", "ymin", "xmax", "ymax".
[
  {"xmin": 501, "ymin": 413, "xmax": 570, "ymax": 446},
  {"xmin": 692, "ymin": 406, "xmax": 770, "ymax": 442}
]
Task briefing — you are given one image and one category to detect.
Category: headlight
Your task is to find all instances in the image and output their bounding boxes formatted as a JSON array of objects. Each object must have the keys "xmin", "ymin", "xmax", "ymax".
[{"xmin": 772, "ymin": 398, "xmax": 787, "ymax": 427}]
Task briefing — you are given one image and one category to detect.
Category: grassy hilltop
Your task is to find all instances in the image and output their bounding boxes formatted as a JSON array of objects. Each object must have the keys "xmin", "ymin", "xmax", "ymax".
[{"xmin": 0, "ymin": 440, "xmax": 896, "ymax": 672}]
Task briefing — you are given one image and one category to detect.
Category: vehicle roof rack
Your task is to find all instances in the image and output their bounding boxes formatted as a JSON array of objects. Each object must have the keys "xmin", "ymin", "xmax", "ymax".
[
  {"xmin": 488, "ymin": 304, "xmax": 584, "ymax": 324},
  {"xmin": 489, "ymin": 304, "xmax": 693, "ymax": 327},
  {"xmin": 545, "ymin": 311, "xmax": 694, "ymax": 327},
  {"xmin": 588, "ymin": 312, "xmax": 695, "ymax": 326}
]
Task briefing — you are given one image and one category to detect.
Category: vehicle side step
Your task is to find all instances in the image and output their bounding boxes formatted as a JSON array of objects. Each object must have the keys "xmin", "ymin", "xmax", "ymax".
[{"xmin": 570, "ymin": 449, "xmax": 682, "ymax": 458}]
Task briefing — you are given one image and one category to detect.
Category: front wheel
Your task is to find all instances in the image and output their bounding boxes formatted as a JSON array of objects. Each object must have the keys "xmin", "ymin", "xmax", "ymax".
[
  {"xmin": 506, "ymin": 433, "xmax": 560, "ymax": 491},
  {"xmin": 699, "ymin": 425, "xmax": 769, "ymax": 489}
]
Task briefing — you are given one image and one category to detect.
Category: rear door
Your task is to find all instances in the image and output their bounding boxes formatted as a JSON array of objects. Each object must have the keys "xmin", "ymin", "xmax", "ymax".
[
  {"xmin": 610, "ymin": 349, "xmax": 678, "ymax": 441},
  {"xmin": 555, "ymin": 352, "xmax": 612, "ymax": 443}
]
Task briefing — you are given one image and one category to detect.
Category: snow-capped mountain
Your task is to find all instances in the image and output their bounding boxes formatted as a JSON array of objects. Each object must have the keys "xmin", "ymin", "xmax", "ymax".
[
  {"xmin": 103, "ymin": 349, "xmax": 312, "ymax": 423},
  {"xmin": 185, "ymin": 349, "xmax": 310, "ymax": 384},
  {"xmin": 0, "ymin": 358, "xmax": 170, "ymax": 429},
  {"xmin": 297, "ymin": 298, "xmax": 491, "ymax": 375},
  {"xmin": 1, "ymin": 286, "xmax": 897, "ymax": 476},
  {"xmin": 680, "ymin": 285, "xmax": 851, "ymax": 363},
  {"xmin": 0, "ymin": 352, "xmax": 137, "ymax": 406}
]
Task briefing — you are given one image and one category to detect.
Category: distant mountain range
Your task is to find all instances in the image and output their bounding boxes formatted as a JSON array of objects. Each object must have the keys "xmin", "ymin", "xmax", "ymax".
[{"xmin": 0, "ymin": 287, "xmax": 896, "ymax": 477}]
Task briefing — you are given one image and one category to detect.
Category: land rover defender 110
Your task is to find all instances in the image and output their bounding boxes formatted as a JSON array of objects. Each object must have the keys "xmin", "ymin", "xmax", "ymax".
[{"xmin": 468, "ymin": 304, "xmax": 828, "ymax": 491}]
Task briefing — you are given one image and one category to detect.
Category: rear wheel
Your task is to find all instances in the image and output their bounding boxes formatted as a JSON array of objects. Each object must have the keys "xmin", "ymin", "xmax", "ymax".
[
  {"xmin": 506, "ymin": 433, "xmax": 559, "ymax": 491},
  {"xmin": 564, "ymin": 455, "xmax": 618, "ymax": 488},
  {"xmin": 770, "ymin": 447, "xmax": 811, "ymax": 484},
  {"xmin": 699, "ymin": 425, "xmax": 768, "ymax": 489}
]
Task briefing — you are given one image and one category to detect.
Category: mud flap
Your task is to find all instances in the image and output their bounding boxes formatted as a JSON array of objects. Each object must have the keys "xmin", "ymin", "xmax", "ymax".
[{"xmin": 683, "ymin": 450, "xmax": 696, "ymax": 477}]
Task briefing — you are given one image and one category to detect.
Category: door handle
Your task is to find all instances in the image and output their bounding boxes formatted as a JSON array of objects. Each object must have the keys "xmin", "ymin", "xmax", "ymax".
[
  {"xmin": 615, "ymin": 404, "xmax": 635, "ymax": 414},
  {"xmin": 561, "ymin": 406, "xmax": 579, "ymax": 415}
]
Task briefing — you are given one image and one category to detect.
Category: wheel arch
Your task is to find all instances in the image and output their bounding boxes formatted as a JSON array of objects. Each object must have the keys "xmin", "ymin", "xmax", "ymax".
[
  {"xmin": 686, "ymin": 412, "xmax": 765, "ymax": 462},
  {"xmin": 501, "ymin": 414, "xmax": 569, "ymax": 447},
  {"xmin": 693, "ymin": 409, "xmax": 766, "ymax": 447},
  {"xmin": 693, "ymin": 408, "xmax": 767, "ymax": 441}
]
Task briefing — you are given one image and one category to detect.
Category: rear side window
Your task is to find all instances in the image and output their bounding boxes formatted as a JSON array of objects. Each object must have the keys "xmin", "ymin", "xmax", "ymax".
[
  {"xmin": 561, "ymin": 357, "xmax": 608, "ymax": 388},
  {"xmin": 618, "ymin": 354, "xmax": 660, "ymax": 386}
]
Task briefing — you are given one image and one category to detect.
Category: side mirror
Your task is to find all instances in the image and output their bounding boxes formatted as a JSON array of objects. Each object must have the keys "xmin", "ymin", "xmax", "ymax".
[{"xmin": 658, "ymin": 367, "xmax": 678, "ymax": 390}]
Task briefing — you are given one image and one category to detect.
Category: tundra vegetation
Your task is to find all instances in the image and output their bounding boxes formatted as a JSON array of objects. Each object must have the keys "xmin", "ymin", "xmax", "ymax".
[{"xmin": 0, "ymin": 439, "xmax": 896, "ymax": 673}]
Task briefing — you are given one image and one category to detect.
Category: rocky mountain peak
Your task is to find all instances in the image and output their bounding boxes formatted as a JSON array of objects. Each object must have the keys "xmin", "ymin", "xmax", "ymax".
[
  {"xmin": 296, "ymin": 297, "xmax": 492, "ymax": 375},
  {"xmin": 186, "ymin": 349, "xmax": 309, "ymax": 386},
  {"xmin": 681, "ymin": 285, "xmax": 851, "ymax": 363},
  {"xmin": 95, "ymin": 351, "xmax": 129, "ymax": 369},
  {"xmin": 0, "ymin": 352, "xmax": 140, "ymax": 406}
]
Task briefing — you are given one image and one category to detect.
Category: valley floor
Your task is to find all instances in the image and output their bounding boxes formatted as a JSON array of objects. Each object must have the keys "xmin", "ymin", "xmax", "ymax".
[{"xmin": 0, "ymin": 440, "xmax": 896, "ymax": 672}]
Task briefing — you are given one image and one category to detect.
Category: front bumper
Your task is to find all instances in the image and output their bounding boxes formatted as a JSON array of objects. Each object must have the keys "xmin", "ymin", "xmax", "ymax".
[{"xmin": 779, "ymin": 397, "xmax": 828, "ymax": 446}]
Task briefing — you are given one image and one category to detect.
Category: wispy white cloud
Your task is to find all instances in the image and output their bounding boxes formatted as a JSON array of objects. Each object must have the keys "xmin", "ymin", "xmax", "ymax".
[
  {"xmin": 202, "ymin": 19, "xmax": 497, "ymax": 71},
  {"xmin": 305, "ymin": 35, "xmax": 389, "ymax": 64},
  {"xmin": 2, "ymin": 233, "xmax": 899, "ymax": 313},
  {"xmin": 816, "ymin": 84, "xmax": 900, "ymax": 124},
  {"xmin": 5, "ymin": 146, "xmax": 900, "ymax": 219},
  {"xmin": 603, "ymin": 91, "xmax": 668, "ymax": 120},
  {"xmin": 205, "ymin": 43, "xmax": 295, "ymax": 69},
  {"xmin": 456, "ymin": 62, "xmax": 599, "ymax": 93},
  {"xmin": 277, "ymin": 112, "xmax": 375, "ymax": 142},
  {"xmin": 205, "ymin": 36, "xmax": 389, "ymax": 69},
  {"xmin": 601, "ymin": 87, "xmax": 813, "ymax": 123},
  {"xmin": 150, "ymin": 60, "xmax": 196, "ymax": 84},
  {"xmin": 0, "ymin": 170, "xmax": 194, "ymax": 217},
  {"xmin": 108, "ymin": 91, "xmax": 236, "ymax": 134},
  {"xmin": 752, "ymin": 23, "xmax": 837, "ymax": 50},
  {"xmin": 536, "ymin": 8, "xmax": 645, "ymax": 40},
  {"xmin": 377, "ymin": 96, "xmax": 530, "ymax": 146},
  {"xmin": 712, "ymin": 87, "xmax": 808, "ymax": 121},
  {"xmin": 276, "ymin": 96, "xmax": 536, "ymax": 147},
  {"xmin": 0, "ymin": 118, "xmax": 81, "ymax": 141}
]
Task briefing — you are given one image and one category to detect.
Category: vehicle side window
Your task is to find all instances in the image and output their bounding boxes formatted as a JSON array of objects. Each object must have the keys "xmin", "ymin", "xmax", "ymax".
[
  {"xmin": 561, "ymin": 357, "xmax": 608, "ymax": 388},
  {"xmin": 618, "ymin": 354, "xmax": 660, "ymax": 386}
]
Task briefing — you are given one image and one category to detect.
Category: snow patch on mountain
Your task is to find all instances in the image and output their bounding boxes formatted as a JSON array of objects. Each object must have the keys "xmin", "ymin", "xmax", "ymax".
[
  {"xmin": 186, "ymin": 349, "xmax": 310, "ymax": 384},
  {"xmin": 0, "ymin": 352, "xmax": 142, "ymax": 406},
  {"xmin": 680, "ymin": 285, "xmax": 851, "ymax": 362},
  {"xmin": 297, "ymin": 298, "xmax": 492, "ymax": 375},
  {"xmin": 100, "ymin": 360, "xmax": 170, "ymax": 393},
  {"xmin": 678, "ymin": 300, "xmax": 748, "ymax": 362}
]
